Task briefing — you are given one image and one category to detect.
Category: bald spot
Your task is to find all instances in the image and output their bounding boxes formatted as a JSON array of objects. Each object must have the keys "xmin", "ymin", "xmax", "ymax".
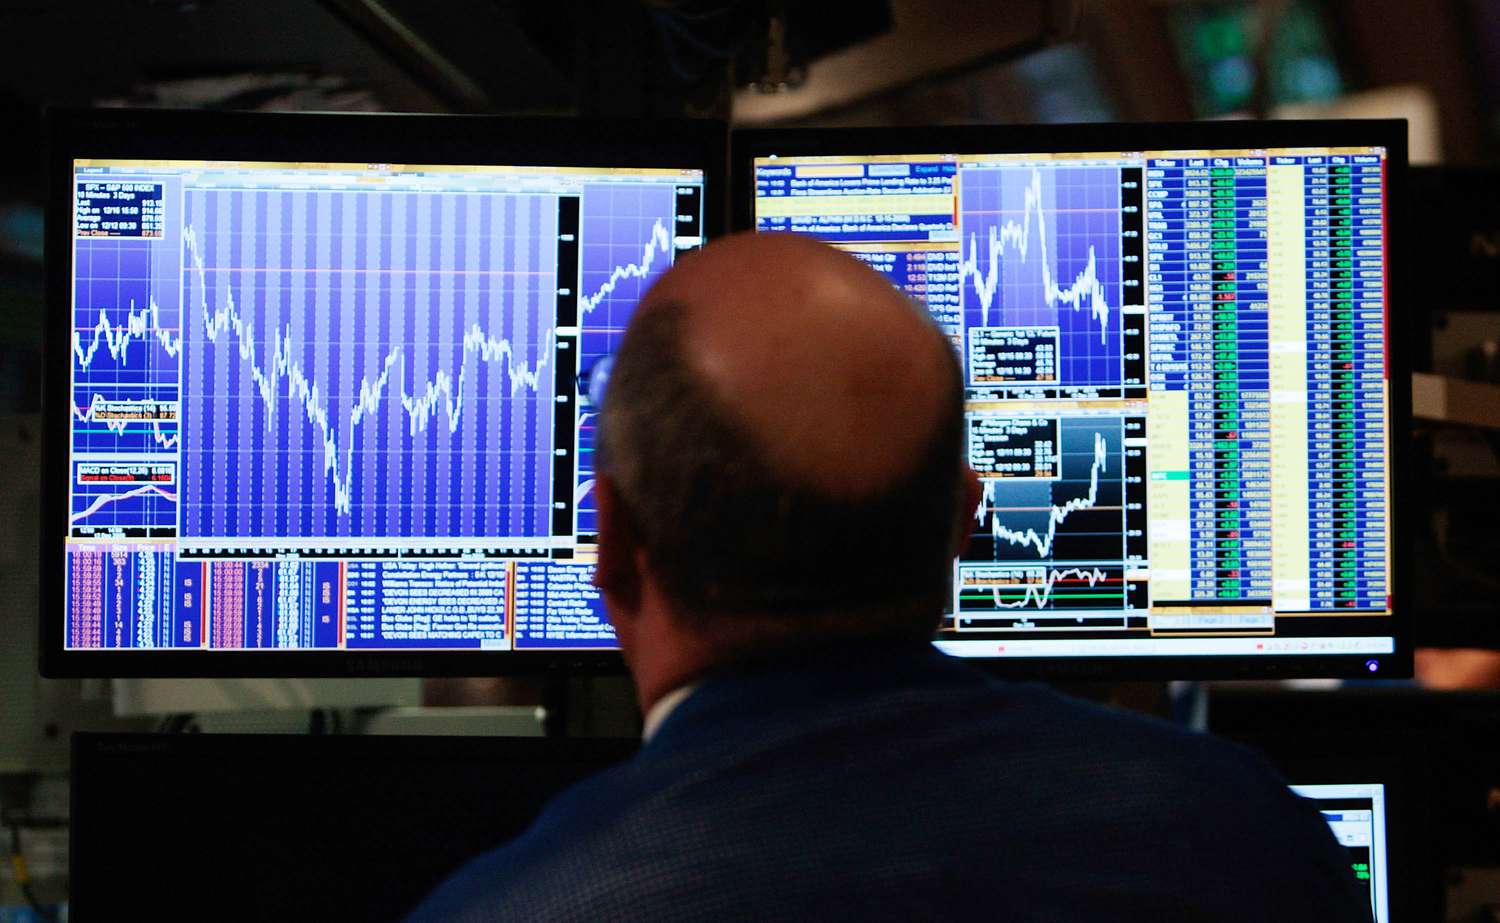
[{"xmin": 639, "ymin": 232, "xmax": 954, "ymax": 498}]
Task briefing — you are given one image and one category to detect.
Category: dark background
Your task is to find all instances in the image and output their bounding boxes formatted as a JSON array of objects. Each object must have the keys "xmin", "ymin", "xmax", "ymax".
[{"xmin": 7, "ymin": 1, "xmax": 1500, "ymax": 918}]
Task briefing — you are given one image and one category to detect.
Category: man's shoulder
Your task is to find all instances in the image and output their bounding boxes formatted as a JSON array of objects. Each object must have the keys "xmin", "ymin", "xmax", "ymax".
[
  {"xmin": 653, "ymin": 665, "xmax": 1265, "ymax": 785},
  {"xmin": 613, "ymin": 666, "xmax": 1287, "ymax": 817},
  {"xmin": 402, "ymin": 759, "xmax": 667, "ymax": 922},
  {"xmin": 406, "ymin": 665, "xmax": 1363, "ymax": 922},
  {"xmin": 593, "ymin": 673, "xmax": 1304, "ymax": 857}
]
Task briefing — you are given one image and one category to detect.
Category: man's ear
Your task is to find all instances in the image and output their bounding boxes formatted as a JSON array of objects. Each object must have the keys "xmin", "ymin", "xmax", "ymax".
[
  {"xmin": 592, "ymin": 474, "xmax": 643, "ymax": 621},
  {"xmin": 952, "ymin": 465, "xmax": 982, "ymax": 559}
]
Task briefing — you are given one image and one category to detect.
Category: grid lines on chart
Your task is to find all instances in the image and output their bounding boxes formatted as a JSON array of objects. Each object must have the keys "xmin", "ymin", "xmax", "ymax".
[
  {"xmin": 958, "ymin": 165, "xmax": 1125, "ymax": 389},
  {"xmin": 178, "ymin": 186, "xmax": 558, "ymax": 541},
  {"xmin": 574, "ymin": 182, "xmax": 678, "ymax": 535}
]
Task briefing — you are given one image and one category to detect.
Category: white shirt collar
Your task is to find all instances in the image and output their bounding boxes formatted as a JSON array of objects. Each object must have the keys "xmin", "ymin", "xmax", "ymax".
[{"xmin": 642, "ymin": 684, "xmax": 698, "ymax": 741}]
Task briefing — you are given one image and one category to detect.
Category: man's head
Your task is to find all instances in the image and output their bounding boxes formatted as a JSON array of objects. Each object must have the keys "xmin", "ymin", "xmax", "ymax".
[{"xmin": 593, "ymin": 232, "xmax": 981, "ymax": 709}]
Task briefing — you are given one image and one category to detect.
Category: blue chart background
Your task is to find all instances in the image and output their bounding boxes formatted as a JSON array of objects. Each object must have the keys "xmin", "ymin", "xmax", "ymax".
[
  {"xmin": 72, "ymin": 235, "xmax": 180, "ymax": 449},
  {"xmin": 969, "ymin": 416, "xmax": 1125, "ymax": 566},
  {"xmin": 70, "ymin": 209, "xmax": 182, "ymax": 531},
  {"xmin": 958, "ymin": 166, "xmax": 1124, "ymax": 389},
  {"xmin": 178, "ymin": 187, "xmax": 557, "ymax": 540},
  {"xmin": 574, "ymin": 182, "xmax": 678, "ymax": 535}
]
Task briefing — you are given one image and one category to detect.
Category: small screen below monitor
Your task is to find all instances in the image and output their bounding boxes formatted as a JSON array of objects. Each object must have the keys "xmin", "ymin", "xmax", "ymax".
[
  {"xmin": 1292, "ymin": 781, "xmax": 1390, "ymax": 922},
  {"xmin": 745, "ymin": 123, "xmax": 1403, "ymax": 674},
  {"xmin": 63, "ymin": 144, "xmax": 703, "ymax": 658}
]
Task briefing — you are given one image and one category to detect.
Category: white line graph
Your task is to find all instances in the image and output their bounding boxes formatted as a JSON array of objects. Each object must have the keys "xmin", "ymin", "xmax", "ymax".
[
  {"xmin": 184, "ymin": 224, "xmax": 554, "ymax": 520},
  {"xmin": 579, "ymin": 218, "xmax": 670, "ymax": 315},
  {"xmin": 976, "ymin": 429, "xmax": 1107, "ymax": 558},
  {"xmin": 989, "ymin": 565, "xmax": 1113, "ymax": 609},
  {"xmin": 959, "ymin": 167, "xmax": 1113, "ymax": 343},
  {"xmin": 69, "ymin": 483, "xmax": 179, "ymax": 524},
  {"xmin": 71, "ymin": 393, "xmax": 178, "ymax": 448},
  {"xmin": 72, "ymin": 296, "xmax": 182, "ymax": 369}
]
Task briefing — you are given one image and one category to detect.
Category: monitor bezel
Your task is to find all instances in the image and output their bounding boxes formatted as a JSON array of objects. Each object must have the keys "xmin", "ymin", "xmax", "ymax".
[
  {"xmin": 42, "ymin": 107, "xmax": 727, "ymax": 678},
  {"xmin": 731, "ymin": 120, "xmax": 1413, "ymax": 681}
]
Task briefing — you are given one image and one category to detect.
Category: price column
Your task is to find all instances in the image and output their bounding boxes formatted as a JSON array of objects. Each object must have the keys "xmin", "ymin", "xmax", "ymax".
[
  {"xmin": 1196, "ymin": 158, "xmax": 1271, "ymax": 601},
  {"xmin": 1195, "ymin": 160, "xmax": 1235, "ymax": 599},
  {"xmin": 1182, "ymin": 160, "xmax": 1230, "ymax": 600}
]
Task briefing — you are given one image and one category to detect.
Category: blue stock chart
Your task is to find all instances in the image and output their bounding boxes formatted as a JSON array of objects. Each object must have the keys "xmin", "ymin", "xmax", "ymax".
[
  {"xmin": 63, "ymin": 158, "xmax": 704, "ymax": 652},
  {"xmin": 959, "ymin": 414, "xmax": 1146, "ymax": 631},
  {"xmin": 70, "ymin": 214, "xmax": 184, "ymax": 535},
  {"xmin": 958, "ymin": 165, "xmax": 1125, "ymax": 391},
  {"xmin": 574, "ymin": 181, "xmax": 684, "ymax": 536},
  {"xmin": 72, "ymin": 236, "xmax": 181, "ymax": 452},
  {"xmin": 969, "ymin": 417, "xmax": 1125, "ymax": 565},
  {"xmin": 177, "ymin": 187, "xmax": 556, "ymax": 541}
]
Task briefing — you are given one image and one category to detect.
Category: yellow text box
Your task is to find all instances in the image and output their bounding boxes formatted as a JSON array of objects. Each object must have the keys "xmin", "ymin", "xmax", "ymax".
[{"xmin": 755, "ymin": 193, "xmax": 951, "ymax": 218}]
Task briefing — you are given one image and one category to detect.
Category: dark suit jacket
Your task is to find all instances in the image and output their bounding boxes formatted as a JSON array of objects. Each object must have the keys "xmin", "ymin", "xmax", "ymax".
[{"xmin": 407, "ymin": 643, "xmax": 1369, "ymax": 922}]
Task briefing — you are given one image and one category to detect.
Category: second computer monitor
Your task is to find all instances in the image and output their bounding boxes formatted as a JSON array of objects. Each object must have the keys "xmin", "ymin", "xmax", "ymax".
[{"xmin": 737, "ymin": 120, "xmax": 1408, "ymax": 678}]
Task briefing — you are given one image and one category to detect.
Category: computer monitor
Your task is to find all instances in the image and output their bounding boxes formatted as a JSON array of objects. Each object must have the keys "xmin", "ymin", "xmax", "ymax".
[
  {"xmin": 1292, "ymin": 781, "xmax": 1391, "ymax": 922},
  {"xmin": 735, "ymin": 120, "xmax": 1409, "ymax": 678},
  {"xmin": 70, "ymin": 732, "xmax": 637, "ymax": 921},
  {"xmin": 43, "ymin": 108, "xmax": 724, "ymax": 676}
]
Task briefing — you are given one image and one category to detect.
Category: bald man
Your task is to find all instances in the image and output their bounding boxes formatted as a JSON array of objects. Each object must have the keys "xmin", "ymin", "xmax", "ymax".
[{"xmin": 408, "ymin": 234, "xmax": 1367, "ymax": 922}]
